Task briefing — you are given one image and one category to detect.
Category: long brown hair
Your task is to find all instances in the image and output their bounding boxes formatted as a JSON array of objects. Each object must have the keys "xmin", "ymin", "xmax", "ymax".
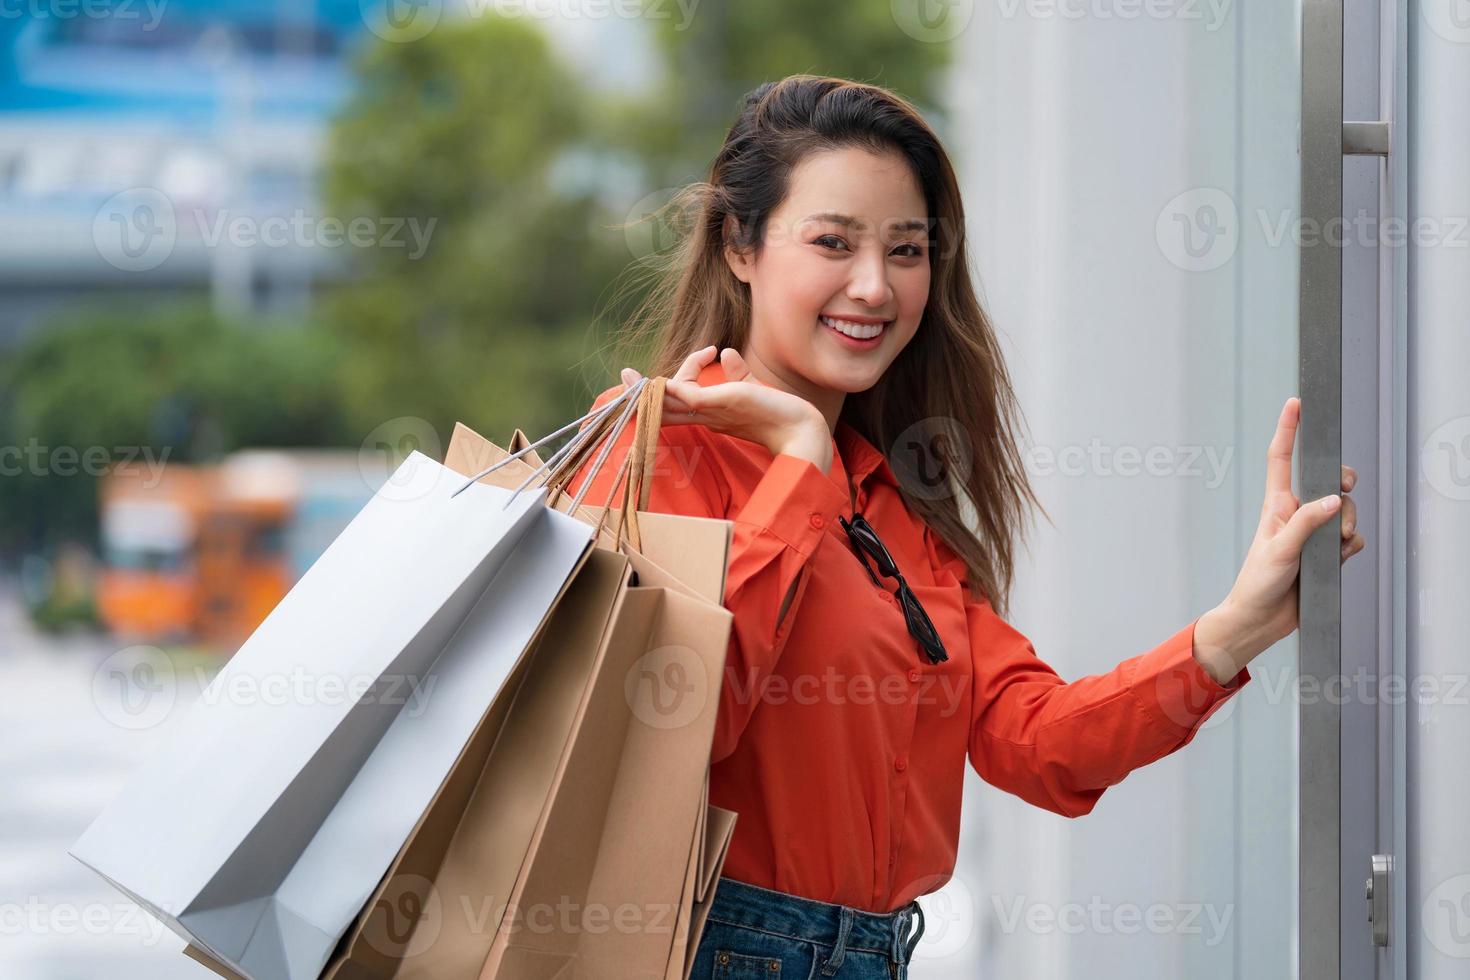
[{"xmin": 600, "ymin": 74, "xmax": 1047, "ymax": 617}]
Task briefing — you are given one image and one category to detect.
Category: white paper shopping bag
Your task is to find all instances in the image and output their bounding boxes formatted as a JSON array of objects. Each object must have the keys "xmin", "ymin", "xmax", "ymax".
[{"xmin": 70, "ymin": 451, "xmax": 594, "ymax": 980}]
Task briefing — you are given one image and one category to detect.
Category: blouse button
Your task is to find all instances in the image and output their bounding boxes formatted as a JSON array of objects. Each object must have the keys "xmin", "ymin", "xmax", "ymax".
[
  {"xmin": 908, "ymin": 668, "xmax": 921, "ymax": 683},
  {"xmin": 879, "ymin": 590, "xmax": 894, "ymax": 603},
  {"xmin": 809, "ymin": 513, "xmax": 825, "ymax": 529},
  {"xmin": 894, "ymin": 755, "xmax": 908, "ymax": 773}
]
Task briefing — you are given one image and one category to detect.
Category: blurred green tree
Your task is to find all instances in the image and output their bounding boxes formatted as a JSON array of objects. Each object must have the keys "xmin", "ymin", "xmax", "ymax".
[
  {"xmin": 321, "ymin": 16, "xmax": 633, "ymax": 446},
  {"xmin": 319, "ymin": 4, "xmax": 953, "ymax": 445},
  {"xmin": 591, "ymin": 0, "xmax": 954, "ymax": 186},
  {"xmin": 0, "ymin": 304, "xmax": 350, "ymax": 556}
]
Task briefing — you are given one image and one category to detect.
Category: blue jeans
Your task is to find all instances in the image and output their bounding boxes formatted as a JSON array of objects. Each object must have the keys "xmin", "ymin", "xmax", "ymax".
[{"xmin": 690, "ymin": 876, "xmax": 926, "ymax": 979}]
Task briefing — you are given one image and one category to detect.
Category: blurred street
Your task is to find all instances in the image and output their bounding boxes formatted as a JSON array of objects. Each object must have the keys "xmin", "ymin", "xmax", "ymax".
[{"xmin": 0, "ymin": 583, "xmax": 211, "ymax": 979}]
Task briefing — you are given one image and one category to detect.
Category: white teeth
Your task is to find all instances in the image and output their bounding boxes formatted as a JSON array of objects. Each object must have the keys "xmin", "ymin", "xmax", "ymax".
[{"xmin": 820, "ymin": 315, "xmax": 886, "ymax": 340}]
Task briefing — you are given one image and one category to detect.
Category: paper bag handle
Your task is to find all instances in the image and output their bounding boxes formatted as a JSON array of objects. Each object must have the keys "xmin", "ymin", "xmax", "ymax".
[{"xmin": 451, "ymin": 375, "xmax": 666, "ymax": 552}]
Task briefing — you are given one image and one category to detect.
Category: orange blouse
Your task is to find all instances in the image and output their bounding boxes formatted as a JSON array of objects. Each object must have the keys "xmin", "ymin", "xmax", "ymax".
[{"xmin": 565, "ymin": 360, "xmax": 1251, "ymax": 914}]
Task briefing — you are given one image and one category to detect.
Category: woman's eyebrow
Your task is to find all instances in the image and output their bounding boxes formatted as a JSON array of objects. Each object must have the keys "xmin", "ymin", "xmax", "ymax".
[{"xmin": 805, "ymin": 211, "xmax": 929, "ymax": 234}]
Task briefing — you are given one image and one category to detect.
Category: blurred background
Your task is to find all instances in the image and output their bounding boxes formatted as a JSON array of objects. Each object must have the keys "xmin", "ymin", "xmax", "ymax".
[{"xmin": 0, "ymin": 0, "xmax": 1460, "ymax": 978}]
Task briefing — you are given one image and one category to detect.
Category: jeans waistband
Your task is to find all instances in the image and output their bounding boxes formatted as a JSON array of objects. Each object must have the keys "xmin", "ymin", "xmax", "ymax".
[{"xmin": 707, "ymin": 876, "xmax": 926, "ymax": 968}]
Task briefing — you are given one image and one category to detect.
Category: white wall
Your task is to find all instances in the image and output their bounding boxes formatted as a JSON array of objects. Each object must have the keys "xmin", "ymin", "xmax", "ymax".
[{"xmin": 920, "ymin": 5, "xmax": 1303, "ymax": 977}]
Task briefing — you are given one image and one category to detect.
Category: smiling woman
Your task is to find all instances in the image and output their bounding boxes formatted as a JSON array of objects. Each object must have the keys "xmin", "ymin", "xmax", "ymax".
[{"xmin": 574, "ymin": 73, "xmax": 1360, "ymax": 980}]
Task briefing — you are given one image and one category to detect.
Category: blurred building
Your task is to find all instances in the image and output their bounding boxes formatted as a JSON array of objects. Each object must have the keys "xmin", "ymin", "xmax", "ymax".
[{"xmin": 0, "ymin": 1, "xmax": 372, "ymax": 350}]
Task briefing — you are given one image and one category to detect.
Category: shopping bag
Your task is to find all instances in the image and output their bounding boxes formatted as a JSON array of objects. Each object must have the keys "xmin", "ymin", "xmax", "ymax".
[
  {"xmin": 459, "ymin": 378, "xmax": 737, "ymax": 980},
  {"xmin": 245, "ymin": 378, "xmax": 739, "ymax": 980},
  {"xmin": 70, "ymin": 451, "xmax": 596, "ymax": 980}
]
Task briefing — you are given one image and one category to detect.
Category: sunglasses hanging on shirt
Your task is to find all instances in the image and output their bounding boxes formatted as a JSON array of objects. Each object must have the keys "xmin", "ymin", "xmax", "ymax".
[{"xmin": 838, "ymin": 511, "xmax": 949, "ymax": 665}]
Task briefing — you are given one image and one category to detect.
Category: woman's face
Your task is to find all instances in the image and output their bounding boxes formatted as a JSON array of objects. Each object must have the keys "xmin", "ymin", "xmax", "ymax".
[{"xmin": 724, "ymin": 146, "xmax": 932, "ymax": 415}]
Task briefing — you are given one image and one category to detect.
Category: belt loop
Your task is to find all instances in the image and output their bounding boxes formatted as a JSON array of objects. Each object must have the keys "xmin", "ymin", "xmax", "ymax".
[
  {"xmin": 899, "ymin": 900, "xmax": 925, "ymax": 964},
  {"xmin": 818, "ymin": 906, "xmax": 853, "ymax": 976}
]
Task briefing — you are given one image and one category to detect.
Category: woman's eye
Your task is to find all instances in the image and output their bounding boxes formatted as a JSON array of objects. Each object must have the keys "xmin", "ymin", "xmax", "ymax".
[
  {"xmin": 814, "ymin": 234, "xmax": 848, "ymax": 251},
  {"xmin": 893, "ymin": 242, "xmax": 924, "ymax": 258}
]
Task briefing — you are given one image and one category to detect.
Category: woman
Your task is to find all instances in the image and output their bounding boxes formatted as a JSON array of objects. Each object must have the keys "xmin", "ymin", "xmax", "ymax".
[{"xmin": 567, "ymin": 75, "xmax": 1363, "ymax": 979}]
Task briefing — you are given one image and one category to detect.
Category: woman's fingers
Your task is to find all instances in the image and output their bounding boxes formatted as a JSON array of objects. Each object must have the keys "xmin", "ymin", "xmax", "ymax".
[
  {"xmin": 674, "ymin": 345, "xmax": 718, "ymax": 383},
  {"xmin": 1276, "ymin": 492, "xmax": 1342, "ymax": 558},
  {"xmin": 1340, "ymin": 491, "xmax": 1357, "ymax": 541},
  {"xmin": 720, "ymin": 346, "xmax": 753, "ymax": 382},
  {"xmin": 1262, "ymin": 397, "xmax": 1299, "ymax": 513}
]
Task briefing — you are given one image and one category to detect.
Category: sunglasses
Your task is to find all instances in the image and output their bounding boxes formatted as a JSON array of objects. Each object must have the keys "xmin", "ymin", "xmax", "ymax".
[{"xmin": 838, "ymin": 511, "xmax": 949, "ymax": 665}]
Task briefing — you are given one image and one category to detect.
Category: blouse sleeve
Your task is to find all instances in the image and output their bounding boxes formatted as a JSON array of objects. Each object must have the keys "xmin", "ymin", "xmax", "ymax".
[
  {"xmin": 565, "ymin": 384, "xmax": 848, "ymax": 764},
  {"xmin": 927, "ymin": 531, "xmax": 1251, "ymax": 818}
]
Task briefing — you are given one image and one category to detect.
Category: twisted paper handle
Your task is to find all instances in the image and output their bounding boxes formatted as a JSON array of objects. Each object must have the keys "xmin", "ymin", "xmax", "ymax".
[{"xmin": 450, "ymin": 375, "xmax": 667, "ymax": 553}]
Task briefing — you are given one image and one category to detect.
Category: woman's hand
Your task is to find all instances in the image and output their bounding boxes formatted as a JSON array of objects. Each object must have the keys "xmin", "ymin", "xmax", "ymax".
[
  {"xmin": 620, "ymin": 345, "xmax": 834, "ymax": 474},
  {"xmin": 1193, "ymin": 396, "xmax": 1366, "ymax": 683}
]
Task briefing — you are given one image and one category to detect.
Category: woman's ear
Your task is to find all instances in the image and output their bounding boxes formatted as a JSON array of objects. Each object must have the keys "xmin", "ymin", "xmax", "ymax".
[{"xmin": 722, "ymin": 214, "xmax": 754, "ymax": 284}]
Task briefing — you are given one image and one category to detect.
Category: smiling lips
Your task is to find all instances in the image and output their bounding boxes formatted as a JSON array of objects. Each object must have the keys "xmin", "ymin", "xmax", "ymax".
[{"xmin": 819, "ymin": 314, "xmax": 891, "ymax": 341}]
